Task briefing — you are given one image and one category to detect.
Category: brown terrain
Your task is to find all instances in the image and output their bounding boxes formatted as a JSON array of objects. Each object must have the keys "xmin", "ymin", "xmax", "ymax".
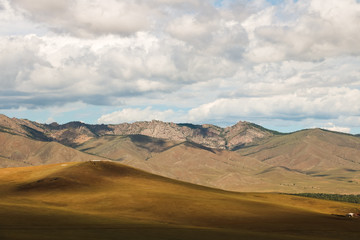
[
  {"xmin": 1, "ymin": 114, "xmax": 360, "ymax": 193},
  {"xmin": 1, "ymin": 114, "xmax": 360, "ymax": 239},
  {"xmin": 0, "ymin": 131, "xmax": 107, "ymax": 168},
  {"xmin": 0, "ymin": 160, "xmax": 359, "ymax": 240}
]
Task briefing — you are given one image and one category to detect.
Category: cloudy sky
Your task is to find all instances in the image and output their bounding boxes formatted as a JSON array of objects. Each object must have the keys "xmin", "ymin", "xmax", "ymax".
[{"xmin": 1, "ymin": 0, "xmax": 360, "ymax": 133}]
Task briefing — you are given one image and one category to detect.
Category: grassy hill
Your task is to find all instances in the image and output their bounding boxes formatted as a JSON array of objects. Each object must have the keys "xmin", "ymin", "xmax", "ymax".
[{"xmin": 0, "ymin": 160, "xmax": 360, "ymax": 240}]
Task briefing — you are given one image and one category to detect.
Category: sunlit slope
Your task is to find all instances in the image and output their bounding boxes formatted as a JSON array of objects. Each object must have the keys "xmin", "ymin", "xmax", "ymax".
[
  {"xmin": 233, "ymin": 129, "xmax": 360, "ymax": 193},
  {"xmin": 238, "ymin": 129, "xmax": 360, "ymax": 171},
  {"xmin": 122, "ymin": 142, "xmax": 272, "ymax": 190},
  {"xmin": 77, "ymin": 133, "xmax": 360, "ymax": 193},
  {"xmin": 0, "ymin": 161, "xmax": 359, "ymax": 240},
  {"xmin": 125, "ymin": 141, "xmax": 360, "ymax": 193},
  {"xmin": 0, "ymin": 132, "xmax": 107, "ymax": 168}
]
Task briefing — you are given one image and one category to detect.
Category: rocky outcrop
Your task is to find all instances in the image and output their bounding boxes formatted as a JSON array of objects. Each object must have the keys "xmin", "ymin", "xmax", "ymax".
[
  {"xmin": 223, "ymin": 122, "xmax": 274, "ymax": 150},
  {"xmin": 0, "ymin": 114, "xmax": 276, "ymax": 149}
]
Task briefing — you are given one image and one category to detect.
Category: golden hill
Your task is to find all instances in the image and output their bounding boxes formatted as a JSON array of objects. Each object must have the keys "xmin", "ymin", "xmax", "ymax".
[{"xmin": 0, "ymin": 160, "xmax": 359, "ymax": 240}]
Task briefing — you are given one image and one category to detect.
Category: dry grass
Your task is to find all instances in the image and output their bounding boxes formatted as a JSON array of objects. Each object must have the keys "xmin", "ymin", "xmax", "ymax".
[{"xmin": 0, "ymin": 161, "xmax": 360, "ymax": 240}]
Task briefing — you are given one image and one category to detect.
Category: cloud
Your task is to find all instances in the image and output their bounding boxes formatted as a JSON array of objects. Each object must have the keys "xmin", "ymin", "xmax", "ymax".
[
  {"xmin": 97, "ymin": 107, "xmax": 183, "ymax": 124},
  {"xmin": 9, "ymin": 0, "xmax": 220, "ymax": 38},
  {"xmin": 187, "ymin": 87, "xmax": 360, "ymax": 123},
  {"xmin": 98, "ymin": 85, "xmax": 360, "ymax": 127},
  {"xmin": 0, "ymin": 30, "xmax": 243, "ymax": 109},
  {"xmin": 322, "ymin": 123, "xmax": 351, "ymax": 134},
  {"xmin": 243, "ymin": 0, "xmax": 360, "ymax": 62},
  {"xmin": 2, "ymin": 0, "xmax": 360, "ymax": 133},
  {"xmin": 10, "ymin": 0, "xmax": 153, "ymax": 37},
  {"xmin": 0, "ymin": 35, "xmax": 45, "ymax": 90},
  {"xmin": 0, "ymin": 34, "xmax": 176, "ymax": 108}
]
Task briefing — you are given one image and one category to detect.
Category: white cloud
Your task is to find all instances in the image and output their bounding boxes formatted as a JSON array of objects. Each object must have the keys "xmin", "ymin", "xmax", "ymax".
[
  {"xmin": 97, "ymin": 107, "xmax": 183, "ymax": 124},
  {"xmin": 0, "ymin": 29, "xmax": 243, "ymax": 108},
  {"xmin": 1, "ymin": 0, "xmax": 360, "ymax": 133},
  {"xmin": 243, "ymin": 0, "xmax": 360, "ymax": 62},
  {"xmin": 187, "ymin": 87, "xmax": 360, "ymax": 123},
  {"xmin": 10, "ymin": 0, "xmax": 153, "ymax": 37},
  {"xmin": 167, "ymin": 15, "xmax": 211, "ymax": 41},
  {"xmin": 322, "ymin": 123, "xmax": 351, "ymax": 134}
]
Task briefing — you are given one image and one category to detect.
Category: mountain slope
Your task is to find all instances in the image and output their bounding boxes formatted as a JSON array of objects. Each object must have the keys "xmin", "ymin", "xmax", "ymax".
[
  {"xmin": 121, "ymin": 142, "xmax": 269, "ymax": 190},
  {"xmin": 0, "ymin": 160, "xmax": 359, "ymax": 240},
  {"xmin": 75, "ymin": 134, "xmax": 277, "ymax": 191},
  {"xmin": 76, "ymin": 134, "xmax": 181, "ymax": 161},
  {"xmin": 238, "ymin": 129, "xmax": 360, "ymax": 171},
  {"xmin": 75, "ymin": 133, "xmax": 360, "ymax": 193},
  {"xmin": 0, "ymin": 131, "xmax": 107, "ymax": 168}
]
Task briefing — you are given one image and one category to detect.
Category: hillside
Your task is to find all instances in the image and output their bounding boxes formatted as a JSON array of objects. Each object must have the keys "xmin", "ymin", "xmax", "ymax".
[
  {"xmin": 76, "ymin": 134, "xmax": 181, "ymax": 161},
  {"xmin": 238, "ymin": 129, "xmax": 360, "ymax": 171},
  {"xmin": 0, "ymin": 131, "xmax": 107, "ymax": 168},
  {"xmin": 0, "ymin": 160, "xmax": 359, "ymax": 240},
  {"xmin": 75, "ymin": 132, "xmax": 360, "ymax": 193}
]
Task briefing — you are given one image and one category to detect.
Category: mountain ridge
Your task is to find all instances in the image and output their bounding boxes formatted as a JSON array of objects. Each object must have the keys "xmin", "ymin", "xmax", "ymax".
[{"xmin": 0, "ymin": 114, "xmax": 277, "ymax": 149}]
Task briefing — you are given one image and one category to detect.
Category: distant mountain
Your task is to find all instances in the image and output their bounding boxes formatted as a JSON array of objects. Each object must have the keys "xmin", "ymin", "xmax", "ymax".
[
  {"xmin": 75, "ymin": 130, "xmax": 360, "ymax": 194},
  {"xmin": 76, "ymin": 134, "xmax": 270, "ymax": 191},
  {"xmin": 238, "ymin": 128, "xmax": 360, "ymax": 172},
  {"xmin": 0, "ymin": 114, "xmax": 276, "ymax": 149},
  {"xmin": 2, "ymin": 114, "xmax": 360, "ymax": 193}
]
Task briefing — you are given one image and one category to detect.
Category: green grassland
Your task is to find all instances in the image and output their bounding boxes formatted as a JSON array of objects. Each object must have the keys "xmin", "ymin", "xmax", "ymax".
[{"xmin": 0, "ymin": 161, "xmax": 359, "ymax": 240}]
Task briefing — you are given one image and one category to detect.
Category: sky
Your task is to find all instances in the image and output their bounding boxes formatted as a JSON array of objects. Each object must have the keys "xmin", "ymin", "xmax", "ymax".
[{"xmin": 1, "ymin": 0, "xmax": 360, "ymax": 134}]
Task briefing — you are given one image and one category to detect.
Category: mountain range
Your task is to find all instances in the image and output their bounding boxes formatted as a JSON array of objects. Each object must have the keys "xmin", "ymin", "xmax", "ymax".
[
  {"xmin": 1, "ymin": 114, "xmax": 360, "ymax": 194},
  {"xmin": 0, "ymin": 114, "xmax": 275, "ymax": 149}
]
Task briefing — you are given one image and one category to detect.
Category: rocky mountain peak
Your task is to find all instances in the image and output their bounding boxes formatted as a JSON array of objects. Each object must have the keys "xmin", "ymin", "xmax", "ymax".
[{"xmin": 0, "ymin": 114, "xmax": 276, "ymax": 150}]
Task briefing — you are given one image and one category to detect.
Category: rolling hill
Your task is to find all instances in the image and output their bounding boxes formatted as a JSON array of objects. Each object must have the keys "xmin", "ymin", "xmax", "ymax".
[{"xmin": 0, "ymin": 160, "xmax": 359, "ymax": 240}]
